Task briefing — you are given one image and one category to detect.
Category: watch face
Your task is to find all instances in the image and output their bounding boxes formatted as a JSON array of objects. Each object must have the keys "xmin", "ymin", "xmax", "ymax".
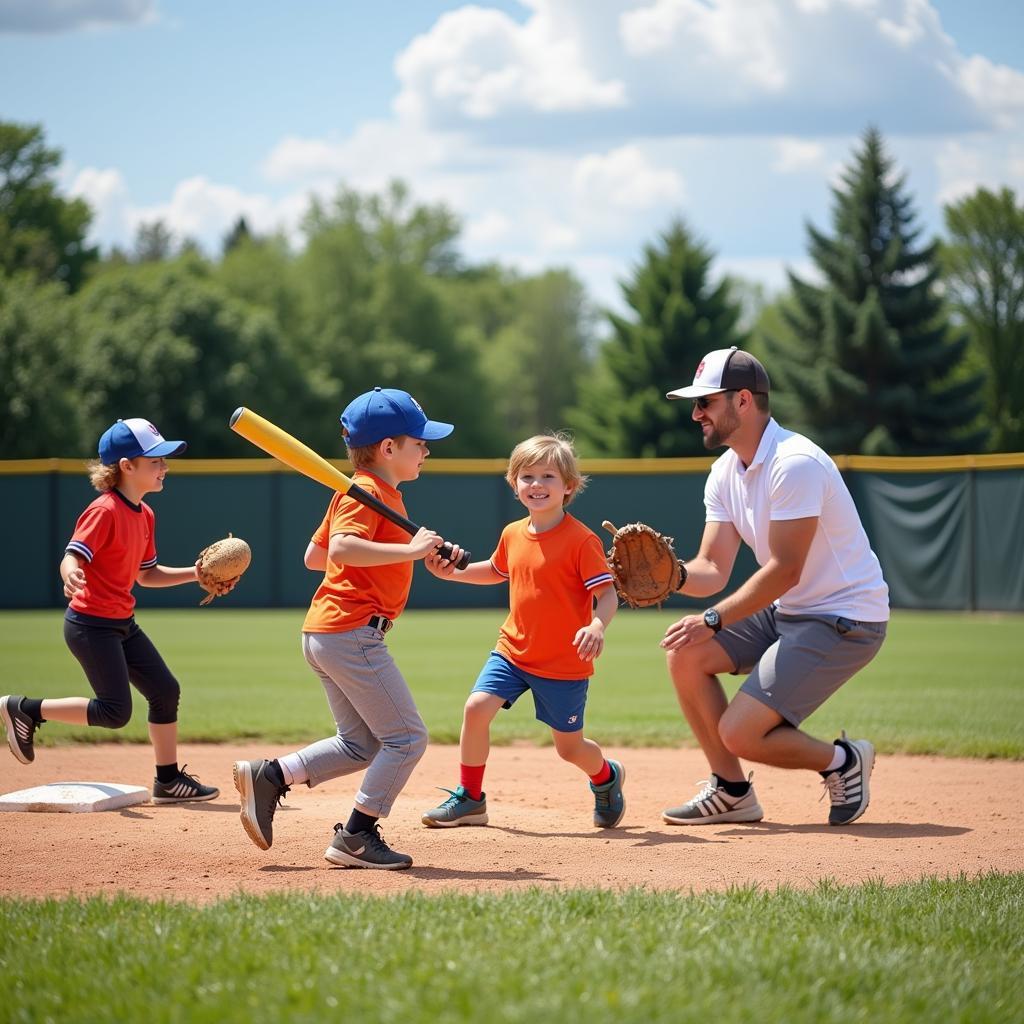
[{"xmin": 704, "ymin": 608, "xmax": 721, "ymax": 630}]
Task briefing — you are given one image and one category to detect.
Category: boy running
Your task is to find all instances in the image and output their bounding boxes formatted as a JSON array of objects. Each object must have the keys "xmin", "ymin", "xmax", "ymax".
[{"xmin": 422, "ymin": 433, "xmax": 624, "ymax": 830}]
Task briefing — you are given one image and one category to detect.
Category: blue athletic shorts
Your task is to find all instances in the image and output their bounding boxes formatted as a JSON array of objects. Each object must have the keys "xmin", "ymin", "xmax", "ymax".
[{"xmin": 471, "ymin": 651, "xmax": 589, "ymax": 733}]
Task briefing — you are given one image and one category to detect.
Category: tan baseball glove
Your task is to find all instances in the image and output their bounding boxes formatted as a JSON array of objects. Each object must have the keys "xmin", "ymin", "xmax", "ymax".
[
  {"xmin": 602, "ymin": 520, "xmax": 686, "ymax": 609},
  {"xmin": 196, "ymin": 533, "xmax": 251, "ymax": 606}
]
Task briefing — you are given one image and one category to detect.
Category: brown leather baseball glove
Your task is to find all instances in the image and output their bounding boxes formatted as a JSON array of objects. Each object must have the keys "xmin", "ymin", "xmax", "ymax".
[
  {"xmin": 602, "ymin": 520, "xmax": 685, "ymax": 609},
  {"xmin": 196, "ymin": 533, "xmax": 251, "ymax": 606}
]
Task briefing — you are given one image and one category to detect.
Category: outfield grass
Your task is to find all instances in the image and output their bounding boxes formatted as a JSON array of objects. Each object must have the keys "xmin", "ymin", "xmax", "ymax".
[
  {"xmin": 1, "ymin": 608, "xmax": 1022, "ymax": 756},
  {"xmin": 1, "ymin": 874, "xmax": 1021, "ymax": 1024}
]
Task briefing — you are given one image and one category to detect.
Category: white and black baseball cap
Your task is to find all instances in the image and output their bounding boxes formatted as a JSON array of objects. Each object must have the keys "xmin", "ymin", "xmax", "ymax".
[{"xmin": 666, "ymin": 346, "xmax": 770, "ymax": 400}]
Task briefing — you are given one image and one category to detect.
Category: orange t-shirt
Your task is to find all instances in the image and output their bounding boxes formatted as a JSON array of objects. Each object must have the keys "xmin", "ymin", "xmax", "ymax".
[
  {"xmin": 490, "ymin": 514, "xmax": 614, "ymax": 679},
  {"xmin": 65, "ymin": 490, "xmax": 158, "ymax": 619},
  {"xmin": 302, "ymin": 471, "xmax": 414, "ymax": 634}
]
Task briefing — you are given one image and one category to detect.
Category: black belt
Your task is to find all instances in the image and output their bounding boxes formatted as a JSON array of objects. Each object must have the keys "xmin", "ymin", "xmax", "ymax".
[{"xmin": 367, "ymin": 615, "xmax": 393, "ymax": 634}]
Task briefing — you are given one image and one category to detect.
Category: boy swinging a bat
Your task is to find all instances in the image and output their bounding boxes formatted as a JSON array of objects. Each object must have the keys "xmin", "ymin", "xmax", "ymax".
[{"xmin": 233, "ymin": 388, "xmax": 455, "ymax": 869}]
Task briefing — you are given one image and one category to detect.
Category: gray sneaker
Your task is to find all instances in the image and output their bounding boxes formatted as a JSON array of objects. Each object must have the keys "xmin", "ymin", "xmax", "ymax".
[
  {"xmin": 324, "ymin": 824, "xmax": 413, "ymax": 870},
  {"xmin": 662, "ymin": 773, "xmax": 764, "ymax": 825},
  {"xmin": 822, "ymin": 732, "xmax": 875, "ymax": 825},
  {"xmin": 234, "ymin": 758, "xmax": 289, "ymax": 850},
  {"xmin": 1, "ymin": 695, "xmax": 38, "ymax": 764},
  {"xmin": 590, "ymin": 760, "xmax": 626, "ymax": 828},
  {"xmin": 422, "ymin": 786, "xmax": 489, "ymax": 827}
]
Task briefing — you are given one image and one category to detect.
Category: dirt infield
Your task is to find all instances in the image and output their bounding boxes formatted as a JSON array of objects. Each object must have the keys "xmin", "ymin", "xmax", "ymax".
[{"xmin": 1, "ymin": 743, "xmax": 1021, "ymax": 902}]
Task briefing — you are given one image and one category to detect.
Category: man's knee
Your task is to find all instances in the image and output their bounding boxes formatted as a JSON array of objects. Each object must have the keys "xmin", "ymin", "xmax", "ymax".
[{"xmin": 717, "ymin": 715, "xmax": 755, "ymax": 759}]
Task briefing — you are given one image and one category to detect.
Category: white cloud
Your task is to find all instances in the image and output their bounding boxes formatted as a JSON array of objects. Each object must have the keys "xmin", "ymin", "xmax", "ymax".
[
  {"xmin": 391, "ymin": 0, "xmax": 999, "ymax": 138},
  {"xmin": 572, "ymin": 145, "xmax": 683, "ymax": 210},
  {"xmin": 934, "ymin": 139, "xmax": 1024, "ymax": 206},
  {"xmin": 0, "ymin": 0, "xmax": 157, "ymax": 34},
  {"xmin": 465, "ymin": 210, "xmax": 514, "ymax": 245},
  {"xmin": 394, "ymin": 4, "xmax": 625, "ymax": 123},
  {"xmin": 773, "ymin": 137, "xmax": 827, "ymax": 172}
]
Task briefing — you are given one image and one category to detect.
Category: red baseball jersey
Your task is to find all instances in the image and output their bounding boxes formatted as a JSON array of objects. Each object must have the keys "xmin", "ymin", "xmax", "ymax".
[
  {"xmin": 490, "ymin": 513, "xmax": 614, "ymax": 679},
  {"xmin": 65, "ymin": 490, "xmax": 158, "ymax": 619}
]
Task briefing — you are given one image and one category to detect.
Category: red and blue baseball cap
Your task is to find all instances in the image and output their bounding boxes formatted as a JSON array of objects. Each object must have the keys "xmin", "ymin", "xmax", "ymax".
[
  {"xmin": 341, "ymin": 387, "xmax": 454, "ymax": 447},
  {"xmin": 98, "ymin": 418, "xmax": 187, "ymax": 465}
]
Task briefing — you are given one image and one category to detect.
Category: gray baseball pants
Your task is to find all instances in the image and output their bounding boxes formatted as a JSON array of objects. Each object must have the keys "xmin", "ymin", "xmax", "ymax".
[{"xmin": 294, "ymin": 626, "xmax": 428, "ymax": 818}]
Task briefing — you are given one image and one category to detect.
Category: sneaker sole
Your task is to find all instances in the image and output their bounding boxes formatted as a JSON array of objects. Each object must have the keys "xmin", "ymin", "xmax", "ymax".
[
  {"xmin": 1, "ymin": 697, "xmax": 32, "ymax": 765},
  {"xmin": 662, "ymin": 803, "xmax": 764, "ymax": 826},
  {"xmin": 233, "ymin": 761, "xmax": 271, "ymax": 850},
  {"xmin": 421, "ymin": 811, "xmax": 489, "ymax": 828},
  {"xmin": 830, "ymin": 741, "xmax": 874, "ymax": 826},
  {"xmin": 323, "ymin": 846, "xmax": 412, "ymax": 870},
  {"xmin": 152, "ymin": 789, "xmax": 220, "ymax": 805}
]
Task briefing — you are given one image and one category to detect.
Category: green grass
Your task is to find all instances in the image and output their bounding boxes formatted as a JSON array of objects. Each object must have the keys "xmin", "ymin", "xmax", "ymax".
[
  {"xmin": 1, "ymin": 874, "xmax": 1021, "ymax": 1024},
  {"xmin": 2, "ymin": 608, "xmax": 1022, "ymax": 756}
]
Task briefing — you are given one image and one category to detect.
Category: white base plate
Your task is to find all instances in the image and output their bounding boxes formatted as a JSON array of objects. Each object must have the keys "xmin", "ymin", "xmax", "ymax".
[{"xmin": 0, "ymin": 781, "xmax": 150, "ymax": 813}]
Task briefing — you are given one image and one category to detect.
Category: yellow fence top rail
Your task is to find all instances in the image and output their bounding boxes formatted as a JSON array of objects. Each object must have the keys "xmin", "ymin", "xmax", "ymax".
[{"xmin": 2, "ymin": 453, "xmax": 1023, "ymax": 475}]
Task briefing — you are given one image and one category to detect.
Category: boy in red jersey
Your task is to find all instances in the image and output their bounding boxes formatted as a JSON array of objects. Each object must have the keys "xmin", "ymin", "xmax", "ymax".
[
  {"xmin": 421, "ymin": 432, "xmax": 625, "ymax": 830},
  {"xmin": 1, "ymin": 418, "xmax": 234, "ymax": 802}
]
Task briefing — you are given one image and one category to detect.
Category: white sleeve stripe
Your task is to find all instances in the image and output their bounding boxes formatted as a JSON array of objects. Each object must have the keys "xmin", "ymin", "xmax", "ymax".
[
  {"xmin": 140, "ymin": 556, "xmax": 158, "ymax": 568},
  {"xmin": 490, "ymin": 559, "xmax": 509, "ymax": 578},
  {"xmin": 66, "ymin": 542, "xmax": 93, "ymax": 562},
  {"xmin": 585, "ymin": 573, "xmax": 614, "ymax": 589}
]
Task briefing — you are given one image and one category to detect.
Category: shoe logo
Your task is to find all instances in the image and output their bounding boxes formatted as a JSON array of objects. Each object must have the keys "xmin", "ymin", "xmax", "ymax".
[{"xmin": 567, "ymin": 715, "xmax": 578, "ymax": 724}]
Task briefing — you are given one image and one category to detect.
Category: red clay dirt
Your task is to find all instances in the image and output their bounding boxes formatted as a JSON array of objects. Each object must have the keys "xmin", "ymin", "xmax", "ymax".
[{"xmin": 1, "ymin": 743, "xmax": 1021, "ymax": 903}]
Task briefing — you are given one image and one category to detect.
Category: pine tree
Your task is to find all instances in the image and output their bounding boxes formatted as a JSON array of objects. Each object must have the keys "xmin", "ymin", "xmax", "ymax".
[
  {"xmin": 764, "ymin": 128, "xmax": 987, "ymax": 454},
  {"xmin": 570, "ymin": 220, "xmax": 746, "ymax": 457}
]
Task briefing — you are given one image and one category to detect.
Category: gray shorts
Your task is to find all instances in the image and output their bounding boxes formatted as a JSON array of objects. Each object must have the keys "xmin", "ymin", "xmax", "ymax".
[{"xmin": 715, "ymin": 607, "xmax": 887, "ymax": 726}]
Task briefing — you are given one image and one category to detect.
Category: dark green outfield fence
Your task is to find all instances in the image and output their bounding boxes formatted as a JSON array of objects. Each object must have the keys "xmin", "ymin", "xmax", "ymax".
[{"xmin": 1, "ymin": 454, "xmax": 1022, "ymax": 612}]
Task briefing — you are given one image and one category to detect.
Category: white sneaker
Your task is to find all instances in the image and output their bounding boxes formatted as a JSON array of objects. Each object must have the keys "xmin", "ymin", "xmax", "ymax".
[
  {"xmin": 822, "ymin": 731, "xmax": 874, "ymax": 825},
  {"xmin": 662, "ymin": 772, "xmax": 764, "ymax": 825}
]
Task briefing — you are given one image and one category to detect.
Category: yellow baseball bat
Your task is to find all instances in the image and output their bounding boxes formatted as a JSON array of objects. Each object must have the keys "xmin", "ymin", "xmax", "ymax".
[{"xmin": 229, "ymin": 407, "xmax": 470, "ymax": 569}]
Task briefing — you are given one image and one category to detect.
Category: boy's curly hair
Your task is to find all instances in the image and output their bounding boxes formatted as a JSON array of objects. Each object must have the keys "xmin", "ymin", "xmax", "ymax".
[
  {"xmin": 506, "ymin": 432, "xmax": 588, "ymax": 507},
  {"xmin": 87, "ymin": 459, "xmax": 121, "ymax": 493}
]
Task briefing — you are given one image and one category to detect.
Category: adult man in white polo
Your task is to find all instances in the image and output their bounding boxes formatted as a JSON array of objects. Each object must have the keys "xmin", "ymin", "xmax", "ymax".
[{"xmin": 661, "ymin": 347, "xmax": 889, "ymax": 826}]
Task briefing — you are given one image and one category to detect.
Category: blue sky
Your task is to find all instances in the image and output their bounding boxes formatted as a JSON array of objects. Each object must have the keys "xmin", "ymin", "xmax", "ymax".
[{"xmin": 2, "ymin": 0, "xmax": 1022, "ymax": 311}]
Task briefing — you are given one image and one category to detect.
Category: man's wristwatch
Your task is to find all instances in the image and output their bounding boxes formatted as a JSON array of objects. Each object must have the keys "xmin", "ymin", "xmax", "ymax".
[{"xmin": 702, "ymin": 607, "xmax": 722, "ymax": 633}]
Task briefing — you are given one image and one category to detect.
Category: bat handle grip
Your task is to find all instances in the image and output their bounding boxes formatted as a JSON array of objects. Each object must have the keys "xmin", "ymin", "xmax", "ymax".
[{"xmin": 437, "ymin": 542, "xmax": 471, "ymax": 571}]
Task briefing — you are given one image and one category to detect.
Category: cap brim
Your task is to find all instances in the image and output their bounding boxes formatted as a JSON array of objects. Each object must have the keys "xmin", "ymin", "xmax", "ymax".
[
  {"xmin": 144, "ymin": 440, "xmax": 188, "ymax": 458},
  {"xmin": 666, "ymin": 385, "xmax": 728, "ymax": 400},
  {"xmin": 412, "ymin": 420, "xmax": 454, "ymax": 441}
]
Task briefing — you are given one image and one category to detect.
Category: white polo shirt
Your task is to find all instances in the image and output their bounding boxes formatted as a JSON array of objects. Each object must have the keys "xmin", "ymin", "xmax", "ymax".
[{"xmin": 704, "ymin": 418, "xmax": 889, "ymax": 621}]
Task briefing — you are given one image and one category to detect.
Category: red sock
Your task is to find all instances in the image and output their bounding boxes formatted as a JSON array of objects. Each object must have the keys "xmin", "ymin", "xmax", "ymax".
[
  {"xmin": 589, "ymin": 760, "xmax": 613, "ymax": 786},
  {"xmin": 460, "ymin": 763, "xmax": 486, "ymax": 801}
]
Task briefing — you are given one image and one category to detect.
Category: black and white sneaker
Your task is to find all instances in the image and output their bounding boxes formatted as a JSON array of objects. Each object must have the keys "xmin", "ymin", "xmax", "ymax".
[
  {"xmin": 822, "ymin": 731, "xmax": 875, "ymax": 825},
  {"xmin": 662, "ymin": 772, "xmax": 763, "ymax": 825},
  {"xmin": 1, "ymin": 695, "xmax": 38, "ymax": 764},
  {"xmin": 233, "ymin": 758, "xmax": 289, "ymax": 850},
  {"xmin": 152, "ymin": 765, "xmax": 220, "ymax": 804},
  {"xmin": 324, "ymin": 823, "xmax": 413, "ymax": 870}
]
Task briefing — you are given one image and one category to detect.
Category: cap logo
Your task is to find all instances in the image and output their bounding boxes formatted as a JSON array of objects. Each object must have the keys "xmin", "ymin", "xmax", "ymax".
[
  {"xmin": 695, "ymin": 359, "xmax": 706, "ymax": 380},
  {"xmin": 145, "ymin": 422, "xmax": 160, "ymax": 438},
  {"xmin": 410, "ymin": 396, "xmax": 424, "ymax": 414}
]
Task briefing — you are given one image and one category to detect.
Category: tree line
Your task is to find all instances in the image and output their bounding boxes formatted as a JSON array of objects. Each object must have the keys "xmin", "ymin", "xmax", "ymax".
[{"xmin": 2, "ymin": 120, "xmax": 1022, "ymax": 459}]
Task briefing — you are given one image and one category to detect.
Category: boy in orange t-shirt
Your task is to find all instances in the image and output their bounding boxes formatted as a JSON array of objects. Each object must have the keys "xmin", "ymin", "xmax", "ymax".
[
  {"xmin": 422, "ymin": 432, "xmax": 625, "ymax": 830},
  {"xmin": 233, "ymin": 388, "xmax": 455, "ymax": 869}
]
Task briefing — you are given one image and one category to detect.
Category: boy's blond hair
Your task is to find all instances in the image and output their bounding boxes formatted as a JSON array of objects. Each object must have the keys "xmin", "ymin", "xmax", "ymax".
[
  {"xmin": 87, "ymin": 459, "xmax": 121, "ymax": 493},
  {"xmin": 506, "ymin": 432, "xmax": 587, "ymax": 507},
  {"xmin": 344, "ymin": 432, "xmax": 411, "ymax": 470}
]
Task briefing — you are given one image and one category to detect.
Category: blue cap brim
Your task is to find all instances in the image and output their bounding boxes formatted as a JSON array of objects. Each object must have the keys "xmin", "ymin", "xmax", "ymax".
[
  {"xmin": 144, "ymin": 440, "xmax": 188, "ymax": 458},
  {"xmin": 412, "ymin": 421, "xmax": 454, "ymax": 441}
]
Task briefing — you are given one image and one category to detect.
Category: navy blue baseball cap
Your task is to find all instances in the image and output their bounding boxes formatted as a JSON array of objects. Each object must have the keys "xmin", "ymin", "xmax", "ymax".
[
  {"xmin": 340, "ymin": 387, "xmax": 454, "ymax": 448},
  {"xmin": 98, "ymin": 418, "xmax": 187, "ymax": 465}
]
